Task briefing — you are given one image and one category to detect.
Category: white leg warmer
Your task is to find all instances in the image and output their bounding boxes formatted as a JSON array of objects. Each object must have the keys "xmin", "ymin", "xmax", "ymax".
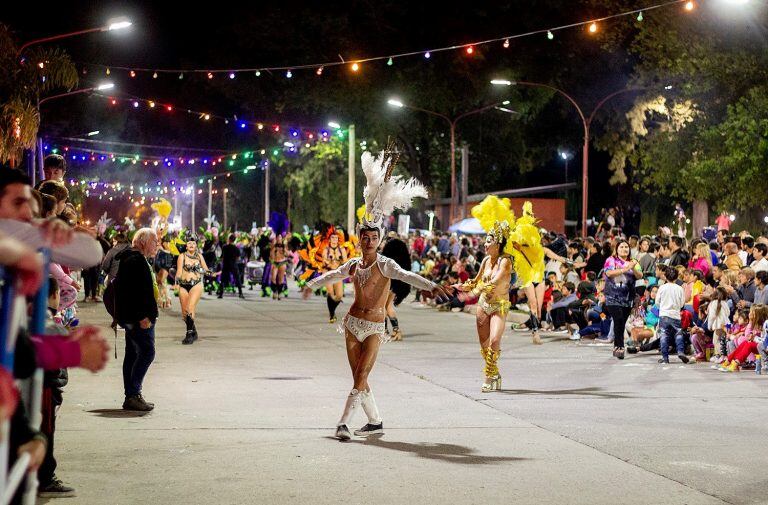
[
  {"xmin": 360, "ymin": 390, "xmax": 382, "ymax": 424},
  {"xmin": 337, "ymin": 389, "xmax": 361, "ymax": 427}
]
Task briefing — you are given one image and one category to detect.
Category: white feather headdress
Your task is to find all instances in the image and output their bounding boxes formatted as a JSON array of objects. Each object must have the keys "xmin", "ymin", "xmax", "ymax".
[{"xmin": 360, "ymin": 144, "xmax": 428, "ymax": 237}]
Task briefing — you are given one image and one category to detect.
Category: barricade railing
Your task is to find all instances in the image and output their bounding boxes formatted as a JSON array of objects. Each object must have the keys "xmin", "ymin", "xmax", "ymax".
[{"xmin": 0, "ymin": 249, "xmax": 50, "ymax": 505}]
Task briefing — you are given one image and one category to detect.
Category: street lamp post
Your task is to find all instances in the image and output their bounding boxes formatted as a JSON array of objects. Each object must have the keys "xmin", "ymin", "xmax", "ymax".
[
  {"xmin": 17, "ymin": 19, "xmax": 132, "ymax": 55},
  {"xmin": 387, "ymin": 98, "xmax": 513, "ymax": 223},
  {"xmin": 491, "ymin": 79, "xmax": 646, "ymax": 236}
]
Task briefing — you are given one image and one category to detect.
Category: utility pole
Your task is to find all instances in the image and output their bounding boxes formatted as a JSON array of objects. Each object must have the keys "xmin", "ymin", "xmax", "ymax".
[
  {"xmin": 347, "ymin": 124, "xmax": 356, "ymax": 233},
  {"xmin": 461, "ymin": 143, "xmax": 469, "ymax": 219}
]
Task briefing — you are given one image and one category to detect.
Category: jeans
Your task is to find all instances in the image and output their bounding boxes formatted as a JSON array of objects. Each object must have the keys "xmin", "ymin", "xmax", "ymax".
[
  {"xmin": 82, "ymin": 265, "xmax": 100, "ymax": 298},
  {"xmin": 123, "ymin": 322, "xmax": 156, "ymax": 396},
  {"xmin": 658, "ymin": 316, "xmax": 685, "ymax": 360}
]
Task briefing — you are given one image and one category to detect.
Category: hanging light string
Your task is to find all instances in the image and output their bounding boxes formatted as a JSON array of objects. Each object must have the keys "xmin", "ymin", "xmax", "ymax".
[
  {"xmin": 82, "ymin": 0, "xmax": 690, "ymax": 77},
  {"xmin": 90, "ymin": 92, "xmax": 330, "ymax": 136}
]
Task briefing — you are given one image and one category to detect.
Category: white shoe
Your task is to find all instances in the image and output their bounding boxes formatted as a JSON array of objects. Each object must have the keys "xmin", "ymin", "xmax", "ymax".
[{"xmin": 569, "ymin": 333, "xmax": 581, "ymax": 341}]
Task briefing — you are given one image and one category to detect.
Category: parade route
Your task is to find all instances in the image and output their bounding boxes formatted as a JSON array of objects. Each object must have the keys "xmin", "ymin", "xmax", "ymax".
[{"xmin": 52, "ymin": 292, "xmax": 765, "ymax": 505}]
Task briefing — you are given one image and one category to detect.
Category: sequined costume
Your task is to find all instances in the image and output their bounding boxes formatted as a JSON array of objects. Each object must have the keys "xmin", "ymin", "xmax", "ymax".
[
  {"xmin": 468, "ymin": 196, "xmax": 545, "ymax": 393},
  {"xmin": 304, "ymin": 143, "xmax": 434, "ymax": 440}
]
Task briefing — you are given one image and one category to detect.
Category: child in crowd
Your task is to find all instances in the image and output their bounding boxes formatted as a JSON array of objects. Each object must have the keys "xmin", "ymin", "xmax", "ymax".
[
  {"xmin": 718, "ymin": 304, "xmax": 768, "ymax": 372},
  {"xmin": 705, "ymin": 286, "xmax": 731, "ymax": 362}
]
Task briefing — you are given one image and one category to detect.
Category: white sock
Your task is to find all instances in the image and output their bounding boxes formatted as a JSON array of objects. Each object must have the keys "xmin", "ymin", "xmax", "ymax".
[
  {"xmin": 360, "ymin": 390, "xmax": 382, "ymax": 425},
  {"xmin": 337, "ymin": 389, "xmax": 361, "ymax": 427}
]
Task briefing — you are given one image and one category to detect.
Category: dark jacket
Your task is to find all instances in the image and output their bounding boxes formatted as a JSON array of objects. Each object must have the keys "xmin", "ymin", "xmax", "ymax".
[
  {"xmin": 114, "ymin": 247, "xmax": 158, "ymax": 325},
  {"xmin": 668, "ymin": 249, "xmax": 690, "ymax": 268},
  {"xmin": 738, "ymin": 279, "xmax": 756, "ymax": 304},
  {"xmin": 101, "ymin": 242, "xmax": 130, "ymax": 280}
]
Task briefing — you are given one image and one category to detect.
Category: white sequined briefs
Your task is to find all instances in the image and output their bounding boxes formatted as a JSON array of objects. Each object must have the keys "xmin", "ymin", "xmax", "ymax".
[{"xmin": 340, "ymin": 314, "xmax": 388, "ymax": 343}]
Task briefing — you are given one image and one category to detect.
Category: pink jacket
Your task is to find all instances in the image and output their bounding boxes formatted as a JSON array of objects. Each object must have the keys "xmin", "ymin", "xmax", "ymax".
[{"xmin": 688, "ymin": 257, "xmax": 711, "ymax": 278}]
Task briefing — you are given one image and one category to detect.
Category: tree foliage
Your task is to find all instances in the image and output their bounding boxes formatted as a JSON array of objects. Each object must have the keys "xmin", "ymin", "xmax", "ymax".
[{"xmin": 0, "ymin": 24, "xmax": 78, "ymax": 164}]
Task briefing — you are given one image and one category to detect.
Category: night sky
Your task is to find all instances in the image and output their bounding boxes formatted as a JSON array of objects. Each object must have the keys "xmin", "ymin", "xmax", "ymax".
[{"xmin": 4, "ymin": 1, "xmax": 659, "ymax": 225}]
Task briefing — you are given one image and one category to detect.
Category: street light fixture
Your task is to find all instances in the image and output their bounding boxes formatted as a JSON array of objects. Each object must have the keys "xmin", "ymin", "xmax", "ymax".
[
  {"xmin": 18, "ymin": 18, "xmax": 132, "ymax": 55},
  {"xmin": 39, "ymin": 82, "xmax": 115, "ymax": 106},
  {"xmin": 388, "ymin": 97, "xmax": 518, "ymax": 221},
  {"xmin": 491, "ymin": 78, "xmax": 648, "ymax": 236},
  {"xmin": 327, "ymin": 121, "xmax": 341, "ymax": 129}
]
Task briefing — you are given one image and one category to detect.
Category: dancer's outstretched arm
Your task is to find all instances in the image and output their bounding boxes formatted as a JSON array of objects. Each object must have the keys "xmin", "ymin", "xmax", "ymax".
[
  {"xmin": 305, "ymin": 259, "xmax": 356, "ymax": 291},
  {"xmin": 379, "ymin": 257, "xmax": 452, "ymax": 300}
]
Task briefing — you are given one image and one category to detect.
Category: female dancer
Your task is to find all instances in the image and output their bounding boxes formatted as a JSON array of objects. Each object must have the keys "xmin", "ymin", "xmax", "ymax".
[
  {"xmin": 155, "ymin": 235, "xmax": 175, "ymax": 309},
  {"xmin": 270, "ymin": 235, "xmax": 289, "ymax": 300},
  {"xmin": 463, "ymin": 196, "xmax": 544, "ymax": 392},
  {"xmin": 175, "ymin": 235, "xmax": 211, "ymax": 344},
  {"xmin": 322, "ymin": 230, "xmax": 348, "ymax": 322}
]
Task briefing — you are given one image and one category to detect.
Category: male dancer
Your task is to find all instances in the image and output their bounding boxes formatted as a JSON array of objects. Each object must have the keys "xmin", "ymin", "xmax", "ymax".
[{"xmin": 303, "ymin": 148, "xmax": 451, "ymax": 440}]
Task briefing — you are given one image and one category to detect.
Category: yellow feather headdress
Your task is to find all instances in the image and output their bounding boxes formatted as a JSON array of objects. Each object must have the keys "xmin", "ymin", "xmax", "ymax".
[{"xmin": 471, "ymin": 196, "xmax": 545, "ymax": 286}]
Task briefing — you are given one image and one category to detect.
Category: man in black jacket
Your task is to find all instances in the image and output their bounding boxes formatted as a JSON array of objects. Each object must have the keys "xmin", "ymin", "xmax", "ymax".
[
  {"xmin": 666, "ymin": 236, "xmax": 689, "ymax": 267},
  {"xmin": 115, "ymin": 228, "xmax": 159, "ymax": 411},
  {"xmin": 218, "ymin": 234, "xmax": 244, "ymax": 299}
]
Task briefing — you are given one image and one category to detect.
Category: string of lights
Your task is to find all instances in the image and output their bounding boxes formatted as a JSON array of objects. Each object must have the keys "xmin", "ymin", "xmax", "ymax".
[{"xmin": 81, "ymin": 0, "xmax": 693, "ymax": 79}]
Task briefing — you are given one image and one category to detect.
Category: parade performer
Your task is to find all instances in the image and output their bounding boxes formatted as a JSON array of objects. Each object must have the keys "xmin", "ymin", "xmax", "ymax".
[
  {"xmin": 256, "ymin": 229, "xmax": 273, "ymax": 297},
  {"xmin": 457, "ymin": 196, "xmax": 544, "ymax": 392},
  {"xmin": 302, "ymin": 146, "xmax": 451, "ymax": 440},
  {"xmin": 320, "ymin": 226, "xmax": 348, "ymax": 322},
  {"xmin": 381, "ymin": 235, "xmax": 412, "ymax": 341},
  {"xmin": 175, "ymin": 234, "xmax": 213, "ymax": 345}
]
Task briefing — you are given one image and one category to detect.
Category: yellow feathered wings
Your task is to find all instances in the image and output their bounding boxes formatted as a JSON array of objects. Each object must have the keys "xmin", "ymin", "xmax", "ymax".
[{"xmin": 471, "ymin": 196, "xmax": 545, "ymax": 287}]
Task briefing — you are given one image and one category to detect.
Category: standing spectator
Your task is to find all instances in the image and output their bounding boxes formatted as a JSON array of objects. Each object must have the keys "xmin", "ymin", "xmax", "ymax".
[
  {"xmin": 39, "ymin": 153, "xmax": 67, "ymax": 186},
  {"xmin": 715, "ymin": 211, "xmax": 731, "ymax": 232},
  {"xmin": 603, "ymin": 240, "xmax": 643, "ymax": 359},
  {"xmin": 114, "ymin": 228, "xmax": 159, "ymax": 412},
  {"xmin": 101, "ymin": 233, "xmax": 131, "ymax": 283},
  {"xmin": 218, "ymin": 234, "xmax": 244, "ymax": 299},
  {"xmin": 656, "ymin": 266, "xmax": 688, "ymax": 364},
  {"xmin": 437, "ymin": 233, "xmax": 450, "ymax": 256}
]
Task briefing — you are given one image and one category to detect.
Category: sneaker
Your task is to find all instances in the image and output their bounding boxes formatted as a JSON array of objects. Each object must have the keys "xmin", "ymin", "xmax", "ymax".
[
  {"xmin": 335, "ymin": 424, "xmax": 351, "ymax": 441},
  {"xmin": 678, "ymin": 353, "xmax": 689, "ymax": 364},
  {"xmin": 353, "ymin": 423, "xmax": 384, "ymax": 436},
  {"xmin": 569, "ymin": 333, "xmax": 581, "ymax": 341},
  {"xmin": 122, "ymin": 395, "xmax": 154, "ymax": 411},
  {"xmin": 719, "ymin": 361, "xmax": 740, "ymax": 372},
  {"xmin": 182, "ymin": 331, "xmax": 196, "ymax": 345},
  {"xmin": 709, "ymin": 355, "xmax": 720, "ymax": 363},
  {"xmin": 511, "ymin": 323, "xmax": 529, "ymax": 332},
  {"xmin": 595, "ymin": 337, "xmax": 614, "ymax": 345},
  {"xmin": 626, "ymin": 346, "xmax": 638, "ymax": 354},
  {"xmin": 38, "ymin": 477, "xmax": 76, "ymax": 498},
  {"xmin": 658, "ymin": 358, "xmax": 670, "ymax": 364}
]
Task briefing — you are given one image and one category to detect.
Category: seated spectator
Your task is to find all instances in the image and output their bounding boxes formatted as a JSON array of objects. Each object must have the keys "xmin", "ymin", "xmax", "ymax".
[
  {"xmin": 546, "ymin": 281, "xmax": 577, "ymax": 331},
  {"xmin": 719, "ymin": 304, "xmax": 768, "ymax": 372},
  {"xmin": 736, "ymin": 267, "xmax": 756, "ymax": 309},
  {"xmin": 754, "ymin": 271, "xmax": 768, "ymax": 306},
  {"xmin": 750, "ymin": 243, "xmax": 768, "ymax": 273},
  {"xmin": 723, "ymin": 242, "xmax": 743, "ymax": 271},
  {"xmin": 688, "ymin": 242, "xmax": 712, "ymax": 278}
]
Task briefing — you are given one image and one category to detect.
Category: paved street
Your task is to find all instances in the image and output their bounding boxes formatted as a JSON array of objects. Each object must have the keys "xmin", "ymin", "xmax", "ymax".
[{"xmin": 54, "ymin": 290, "xmax": 766, "ymax": 505}]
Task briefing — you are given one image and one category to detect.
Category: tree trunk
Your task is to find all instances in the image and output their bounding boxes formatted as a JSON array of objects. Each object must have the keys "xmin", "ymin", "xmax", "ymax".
[{"xmin": 692, "ymin": 199, "xmax": 709, "ymax": 239}]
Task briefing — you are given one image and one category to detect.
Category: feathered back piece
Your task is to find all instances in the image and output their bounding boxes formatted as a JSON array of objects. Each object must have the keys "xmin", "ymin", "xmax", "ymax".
[
  {"xmin": 360, "ymin": 141, "xmax": 428, "ymax": 237},
  {"xmin": 471, "ymin": 196, "xmax": 545, "ymax": 287},
  {"xmin": 268, "ymin": 211, "xmax": 291, "ymax": 237}
]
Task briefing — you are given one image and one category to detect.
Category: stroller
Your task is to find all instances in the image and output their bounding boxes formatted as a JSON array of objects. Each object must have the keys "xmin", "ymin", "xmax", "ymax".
[{"xmin": 245, "ymin": 260, "xmax": 265, "ymax": 290}]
